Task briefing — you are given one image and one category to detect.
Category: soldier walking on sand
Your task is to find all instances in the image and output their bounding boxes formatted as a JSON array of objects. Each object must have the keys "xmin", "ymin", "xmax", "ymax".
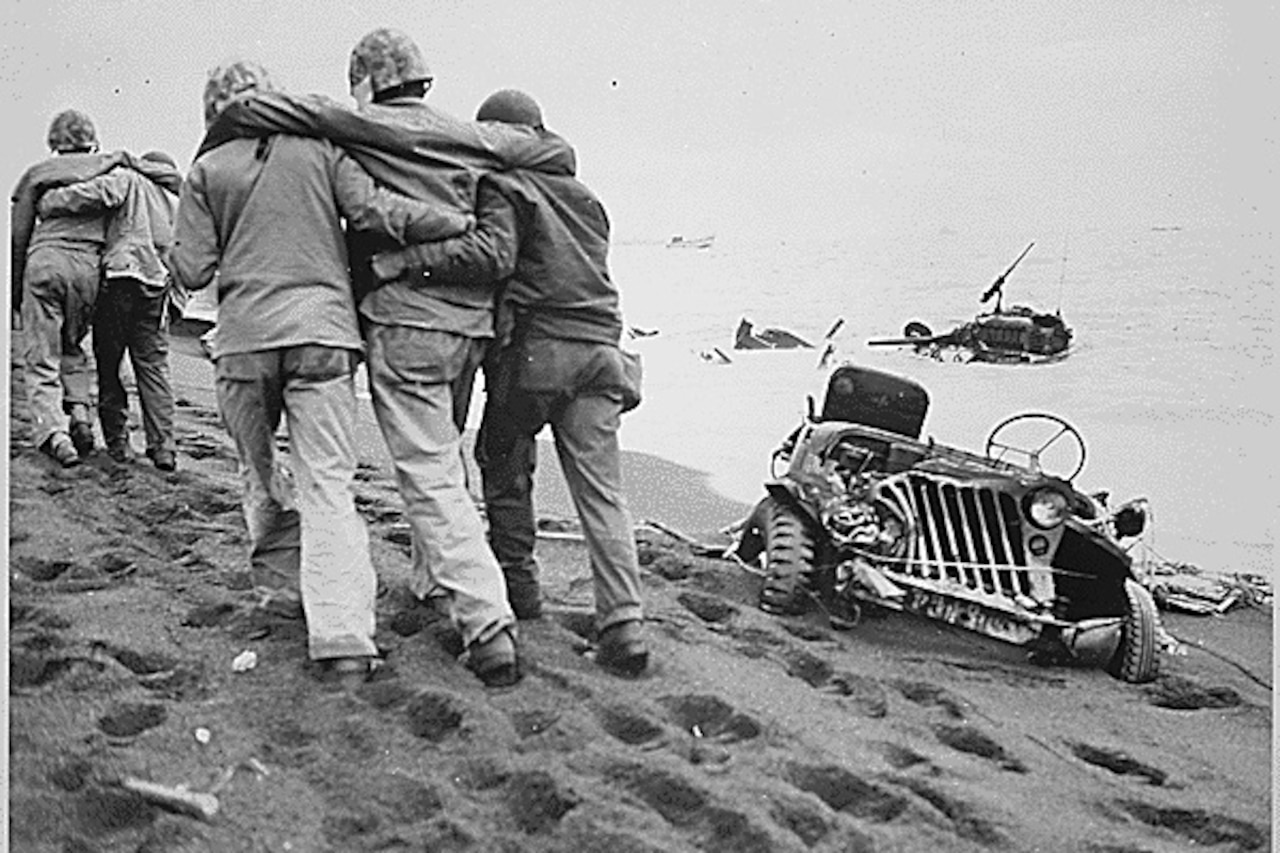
[
  {"xmin": 371, "ymin": 90, "xmax": 650, "ymax": 676},
  {"xmin": 10, "ymin": 110, "xmax": 123, "ymax": 467},
  {"xmin": 190, "ymin": 28, "xmax": 582, "ymax": 686},
  {"xmin": 341, "ymin": 29, "xmax": 526, "ymax": 685},
  {"xmin": 36, "ymin": 149, "xmax": 184, "ymax": 471},
  {"xmin": 168, "ymin": 60, "xmax": 474, "ymax": 681}
]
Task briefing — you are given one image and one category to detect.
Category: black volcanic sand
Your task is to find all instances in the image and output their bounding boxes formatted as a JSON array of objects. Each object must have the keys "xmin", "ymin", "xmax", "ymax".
[{"xmin": 6, "ymin": 333, "xmax": 1273, "ymax": 852}]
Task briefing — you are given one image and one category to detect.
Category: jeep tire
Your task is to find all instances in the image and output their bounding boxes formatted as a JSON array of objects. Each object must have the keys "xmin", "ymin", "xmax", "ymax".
[
  {"xmin": 1106, "ymin": 579, "xmax": 1161, "ymax": 683},
  {"xmin": 757, "ymin": 496, "xmax": 823, "ymax": 616}
]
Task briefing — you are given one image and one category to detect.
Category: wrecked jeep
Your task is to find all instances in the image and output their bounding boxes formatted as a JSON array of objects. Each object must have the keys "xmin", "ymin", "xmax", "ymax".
[{"xmin": 733, "ymin": 364, "xmax": 1161, "ymax": 683}]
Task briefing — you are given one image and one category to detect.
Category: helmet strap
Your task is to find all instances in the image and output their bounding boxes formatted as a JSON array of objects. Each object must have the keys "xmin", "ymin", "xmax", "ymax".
[{"xmin": 372, "ymin": 80, "xmax": 429, "ymax": 104}]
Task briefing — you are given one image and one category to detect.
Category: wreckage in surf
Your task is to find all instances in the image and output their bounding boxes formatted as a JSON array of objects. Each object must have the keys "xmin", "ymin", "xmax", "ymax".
[{"xmin": 869, "ymin": 242, "xmax": 1073, "ymax": 364}]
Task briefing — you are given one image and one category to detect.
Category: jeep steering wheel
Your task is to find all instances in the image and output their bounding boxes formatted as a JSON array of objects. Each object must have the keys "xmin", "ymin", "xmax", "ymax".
[{"xmin": 984, "ymin": 412, "xmax": 1086, "ymax": 480}]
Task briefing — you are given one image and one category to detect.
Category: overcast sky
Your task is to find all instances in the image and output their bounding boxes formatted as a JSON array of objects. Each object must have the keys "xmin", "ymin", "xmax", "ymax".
[{"xmin": 2, "ymin": 1, "xmax": 1273, "ymax": 247}]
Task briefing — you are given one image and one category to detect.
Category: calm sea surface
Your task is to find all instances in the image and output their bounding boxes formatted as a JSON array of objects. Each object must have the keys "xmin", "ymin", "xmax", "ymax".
[{"xmin": 607, "ymin": 224, "xmax": 1274, "ymax": 579}]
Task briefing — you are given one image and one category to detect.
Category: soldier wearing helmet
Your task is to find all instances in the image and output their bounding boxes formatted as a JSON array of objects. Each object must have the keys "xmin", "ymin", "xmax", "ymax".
[
  {"xmin": 347, "ymin": 27, "xmax": 433, "ymax": 107},
  {"xmin": 46, "ymin": 109, "xmax": 100, "ymax": 154},
  {"xmin": 202, "ymin": 58, "xmax": 276, "ymax": 127},
  {"xmin": 10, "ymin": 109, "xmax": 127, "ymax": 467},
  {"xmin": 341, "ymin": 27, "xmax": 530, "ymax": 686},
  {"xmin": 36, "ymin": 144, "xmax": 184, "ymax": 472},
  {"xmin": 168, "ymin": 59, "xmax": 474, "ymax": 685},
  {"xmin": 186, "ymin": 30, "xmax": 582, "ymax": 686},
  {"xmin": 369, "ymin": 90, "xmax": 651, "ymax": 676}
]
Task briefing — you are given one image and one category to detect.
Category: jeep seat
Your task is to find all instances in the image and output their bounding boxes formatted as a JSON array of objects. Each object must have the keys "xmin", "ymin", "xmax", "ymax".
[{"xmin": 818, "ymin": 365, "xmax": 929, "ymax": 438}]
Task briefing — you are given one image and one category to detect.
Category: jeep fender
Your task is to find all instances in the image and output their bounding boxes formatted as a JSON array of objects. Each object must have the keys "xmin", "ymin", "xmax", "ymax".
[{"xmin": 731, "ymin": 483, "xmax": 819, "ymax": 565}]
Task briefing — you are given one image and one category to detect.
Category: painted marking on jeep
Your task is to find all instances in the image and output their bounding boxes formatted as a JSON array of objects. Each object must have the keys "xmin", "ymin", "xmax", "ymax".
[{"xmin": 901, "ymin": 587, "xmax": 1039, "ymax": 645}]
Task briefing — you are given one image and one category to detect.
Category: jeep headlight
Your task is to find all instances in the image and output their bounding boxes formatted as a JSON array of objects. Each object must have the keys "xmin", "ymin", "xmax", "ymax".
[{"xmin": 1024, "ymin": 487, "xmax": 1070, "ymax": 529}]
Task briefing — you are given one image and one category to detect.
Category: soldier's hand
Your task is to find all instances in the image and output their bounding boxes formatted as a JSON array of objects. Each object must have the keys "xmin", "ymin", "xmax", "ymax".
[{"xmin": 369, "ymin": 252, "xmax": 405, "ymax": 284}]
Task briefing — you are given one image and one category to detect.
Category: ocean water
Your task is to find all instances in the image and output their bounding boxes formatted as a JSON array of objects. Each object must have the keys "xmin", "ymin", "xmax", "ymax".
[{"xmin": 604, "ymin": 225, "xmax": 1274, "ymax": 580}]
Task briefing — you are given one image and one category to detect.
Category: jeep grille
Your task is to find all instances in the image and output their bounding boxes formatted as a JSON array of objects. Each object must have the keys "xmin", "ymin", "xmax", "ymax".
[{"xmin": 885, "ymin": 473, "xmax": 1038, "ymax": 601}]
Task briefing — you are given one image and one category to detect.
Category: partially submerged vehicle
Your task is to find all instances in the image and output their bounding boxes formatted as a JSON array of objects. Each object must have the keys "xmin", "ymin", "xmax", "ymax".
[
  {"xmin": 734, "ymin": 318, "xmax": 814, "ymax": 350},
  {"xmin": 732, "ymin": 364, "xmax": 1161, "ymax": 682},
  {"xmin": 869, "ymin": 242, "xmax": 1073, "ymax": 364}
]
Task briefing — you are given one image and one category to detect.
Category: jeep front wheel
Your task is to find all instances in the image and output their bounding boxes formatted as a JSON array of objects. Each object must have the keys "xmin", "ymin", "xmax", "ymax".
[
  {"xmin": 757, "ymin": 496, "xmax": 824, "ymax": 615},
  {"xmin": 1106, "ymin": 580, "xmax": 1161, "ymax": 683}
]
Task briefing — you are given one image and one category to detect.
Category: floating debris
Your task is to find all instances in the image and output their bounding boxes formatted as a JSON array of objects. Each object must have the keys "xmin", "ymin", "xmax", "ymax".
[{"xmin": 1134, "ymin": 544, "xmax": 1272, "ymax": 615}]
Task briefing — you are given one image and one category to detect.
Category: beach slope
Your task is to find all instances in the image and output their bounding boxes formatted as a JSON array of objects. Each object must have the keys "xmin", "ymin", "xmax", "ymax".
[{"xmin": 6, "ymin": 345, "xmax": 1273, "ymax": 852}]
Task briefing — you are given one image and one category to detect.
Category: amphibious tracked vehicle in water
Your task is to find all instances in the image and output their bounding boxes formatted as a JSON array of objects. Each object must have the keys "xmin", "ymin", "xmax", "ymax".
[{"xmin": 870, "ymin": 242, "xmax": 1073, "ymax": 364}]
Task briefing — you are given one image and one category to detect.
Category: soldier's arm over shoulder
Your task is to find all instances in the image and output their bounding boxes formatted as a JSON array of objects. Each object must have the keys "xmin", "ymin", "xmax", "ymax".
[
  {"xmin": 329, "ymin": 145, "xmax": 473, "ymax": 245},
  {"xmin": 167, "ymin": 163, "xmax": 220, "ymax": 292},
  {"xmin": 36, "ymin": 168, "xmax": 131, "ymax": 218},
  {"xmin": 370, "ymin": 176, "xmax": 519, "ymax": 287}
]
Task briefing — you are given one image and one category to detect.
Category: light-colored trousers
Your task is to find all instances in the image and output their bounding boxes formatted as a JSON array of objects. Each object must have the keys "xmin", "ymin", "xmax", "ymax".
[
  {"xmin": 215, "ymin": 345, "xmax": 378, "ymax": 661},
  {"xmin": 20, "ymin": 245, "xmax": 99, "ymax": 448},
  {"xmin": 364, "ymin": 322, "xmax": 514, "ymax": 648}
]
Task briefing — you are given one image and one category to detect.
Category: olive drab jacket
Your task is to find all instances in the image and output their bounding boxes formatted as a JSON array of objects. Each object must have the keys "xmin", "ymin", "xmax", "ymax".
[
  {"xmin": 197, "ymin": 92, "xmax": 575, "ymax": 339},
  {"xmin": 365, "ymin": 127, "xmax": 641, "ymax": 413},
  {"xmin": 169, "ymin": 135, "xmax": 472, "ymax": 360},
  {"xmin": 9, "ymin": 151, "xmax": 127, "ymax": 312},
  {"xmin": 37, "ymin": 158, "xmax": 183, "ymax": 294},
  {"xmin": 370, "ymin": 129, "xmax": 623, "ymax": 347}
]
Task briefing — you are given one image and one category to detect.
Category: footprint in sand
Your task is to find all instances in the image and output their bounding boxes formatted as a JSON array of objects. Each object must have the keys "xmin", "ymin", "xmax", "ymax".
[
  {"xmin": 97, "ymin": 702, "xmax": 167, "ymax": 738},
  {"xmin": 676, "ymin": 591, "xmax": 738, "ymax": 624},
  {"xmin": 893, "ymin": 679, "xmax": 968, "ymax": 719},
  {"xmin": 12, "ymin": 556, "xmax": 76, "ymax": 582},
  {"xmin": 1067, "ymin": 741, "xmax": 1167, "ymax": 786},
  {"xmin": 878, "ymin": 741, "xmax": 934, "ymax": 770},
  {"xmin": 597, "ymin": 704, "xmax": 667, "ymax": 747},
  {"xmin": 503, "ymin": 770, "xmax": 582, "ymax": 834},
  {"xmin": 825, "ymin": 672, "xmax": 889, "ymax": 718},
  {"xmin": 1109, "ymin": 799, "xmax": 1268, "ymax": 850},
  {"xmin": 9, "ymin": 652, "xmax": 77, "ymax": 688},
  {"xmin": 781, "ymin": 648, "xmax": 835, "ymax": 688},
  {"xmin": 932, "ymin": 723, "xmax": 1027, "ymax": 773},
  {"xmin": 603, "ymin": 762, "xmax": 779, "ymax": 849},
  {"xmin": 405, "ymin": 691, "xmax": 465, "ymax": 742},
  {"xmin": 93, "ymin": 642, "xmax": 176, "ymax": 675},
  {"xmin": 892, "ymin": 776, "xmax": 1007, "ymax": 846},
  {"xmin": 1144, "ymin": 674, "xmax": 1243, "ymax": 710},
  {"xmin": 785, "ymin": 762, "xmax": 909, "ymax": 823},
  {"xmin": 657, "ymin": 693, "xmax": 763, "ymax": 744}
]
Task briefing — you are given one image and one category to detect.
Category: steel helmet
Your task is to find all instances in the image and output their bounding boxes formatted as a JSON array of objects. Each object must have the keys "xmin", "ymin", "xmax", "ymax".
[
  {"xmin": 475, "ymin": 89, "xmax": 543, "ymax": 129},
  {"xmin": 348, "ymin": 28, "xmax": 432, "ymax": 95},
  {"xmin": 46, "ymin": 109, "xmax": 98, "ymax": 153},
  {"xmin": 203, "ymin": 60, "xmax": 275, "ymax": 127}
]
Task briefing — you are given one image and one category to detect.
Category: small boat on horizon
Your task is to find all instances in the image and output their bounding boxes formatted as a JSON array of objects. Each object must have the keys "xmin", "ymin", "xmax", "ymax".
[{"xmin": 666, "ymin": 234, "xmax": 715, "ymax": 250}]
